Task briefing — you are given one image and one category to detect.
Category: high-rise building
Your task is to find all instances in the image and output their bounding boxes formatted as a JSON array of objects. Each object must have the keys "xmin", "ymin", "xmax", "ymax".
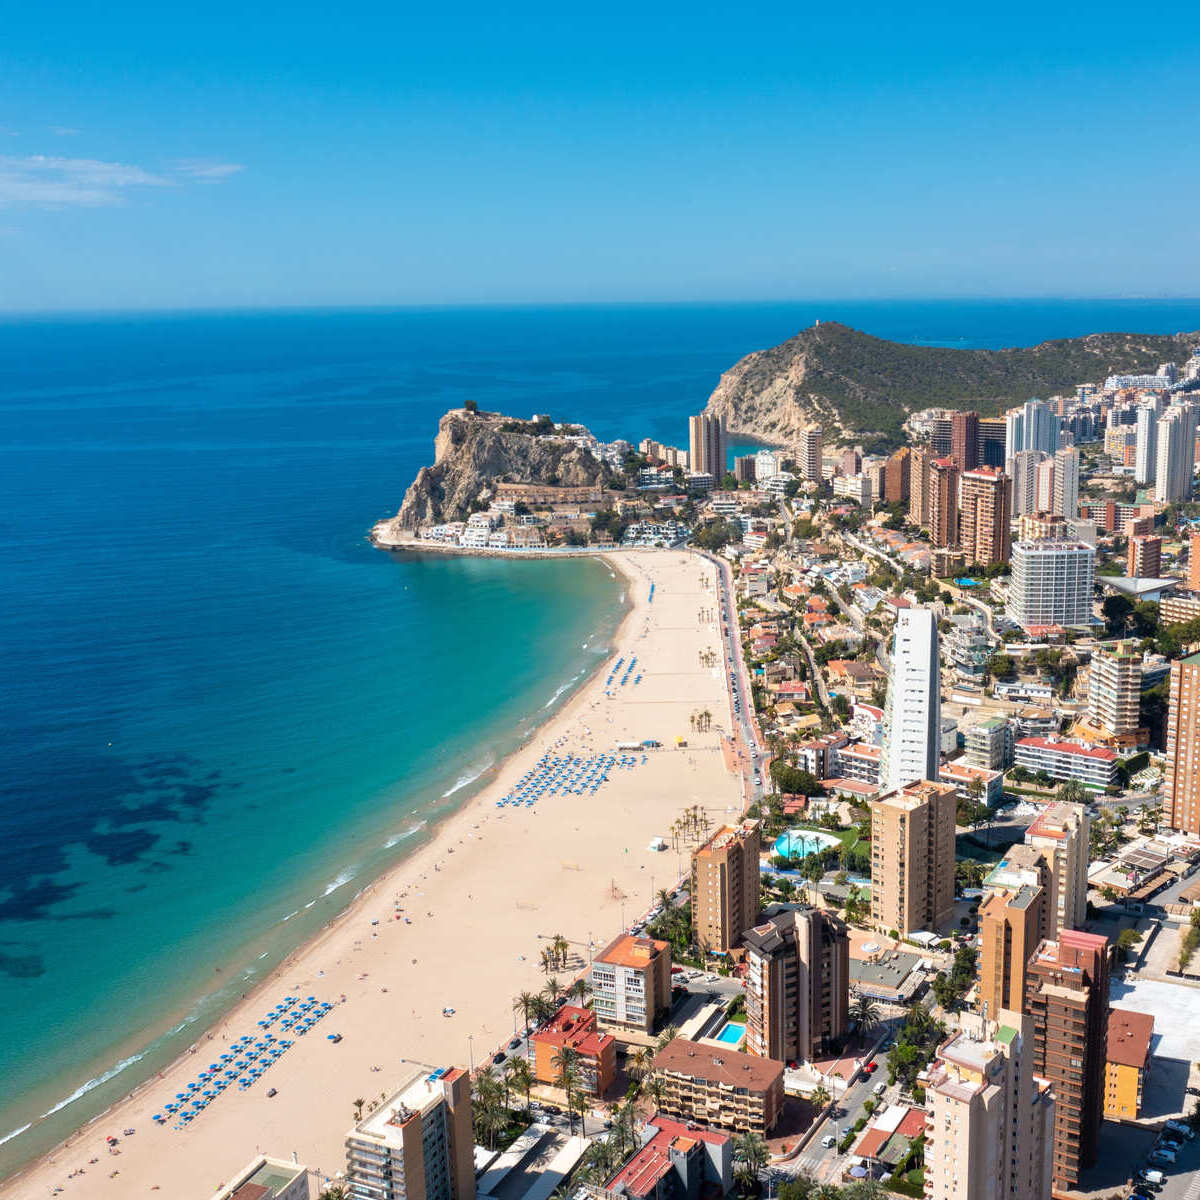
[
  {"xmin": 1189, "ymin": 531, "xmax": 1200, "ymax": 591},
  {"xmin": 346, "ymin": 1068, "xmax": 475, "ymax": 1200},
  {"xmin": 754, "ymin": 448, "xmax": 781, "ymax": 480},
  {"xmin": 979, "ymin": 877, "xmax": 1046, "ymax": 1018},
  {"xmin": 688, "ymin": 413, "xmax": 727, "ymax": 478},
  {"xmin": 869, "ymin": 779, "xmax": 957, "ymax": 935},
  {"xmin": 977, "ymin": 416, "xmax": 1008, "ymax": 468},
  {"xmin": 963, "ymin": 716, "xmax": 1014, "ymax": 770},
  {"xmin": 1025, "ymin": 931, "xmax": 1111, "ymax": 1192},
  {"xmin": 840, "ymin": 446, "xmax": 862, "ymax": 476},
  {"xmin": 1127, "ymin": 534, "xmax": 1162, "ymax": 578},
  {"xmin": 929, "ymin": 457, "xmax": 960, "ymax": 549},
  {"xmin": 1006, "ymin": 541, "xmax": 1096, "ymax": 631},
  {"xmin": 590, "ymin": 933, "xmax": 672, "ymax": 1033},
  {"xmin": 743, "ymin": 907, "xmax": 849, "ymax": 1064},
  {"xmin": 1016, "ymin": 511, "xmax": 1067, "ymax": 542},
  {"xmin": 1024, "ymin": 803, "xmax": 1090, "ymax": 934},
  {"xmin": 797, "ymin": 428, "xmax": 823, "ymax": 482},
  {"xmin": 884, "ymin": 446, "xmax": 911, "ymax": 503},
  {"xmin": 1006, "ymin": 399, "xmax": 1059, "ymax": 459},
  {"xmin": 959, "ymin": 467, "xmax": 1011, "ymax": 567},
  {"xmin": 925, "ymin": 1011, "xmax": 1054, "ymax": 1200},
  {"xmin": 881, "ymin": 608, "xmax": 941, "ymax": 792},
  {"xmin": 951, "ymin": 410, "xmax": 980, "ymax": 470},
  {"xmin": 1135, "ymin": 406, "xmax": 1158, "ymax": 486},
  {"xmin": 1052, "ymin": 447, "xmax": 1080, "ymax": 518},
  {"xmin": 1154, "ymin": 404, "xmax": 1197, "ymax": 504},
  {"xmin": 1008, "ymin": 450, "xmax": 1049, "ymax": 516},
  {"xmin": 1087, "ymin": 640, "xmax": 1143, "ymax": 737},
  {"xmin": 1165, "ymin": 654, "xmax": 1200, "ymax": 835},
  {"xmin": 733, "ymin": 454, "xmax": 757, "ymax": 484},
  {"xmin": 691, "ymin": 821, "xmax": 761, "ymax": 953},
  {"xmin": 909, "ymin": 445, "xmax": 932, "ymax": 529},
  {"xmin": 1034, "ymin": 457, "xmax": 1056, "ymax": 514}
]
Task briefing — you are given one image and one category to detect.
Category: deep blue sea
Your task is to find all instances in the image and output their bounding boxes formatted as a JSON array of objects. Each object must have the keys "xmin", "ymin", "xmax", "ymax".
[{"xmin": 1, "ymin": 299, "xmax": 1198, "ymax": 1175}]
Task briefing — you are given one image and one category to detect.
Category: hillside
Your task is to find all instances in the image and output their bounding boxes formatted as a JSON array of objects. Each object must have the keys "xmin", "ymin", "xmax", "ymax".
[
  {"xmin": 703, "ymin": 322, "xmax": 1198, "ymax": 448},
  {"xmin": 386, "ymin": 409, "xmax": 611, "ymax": 529}
]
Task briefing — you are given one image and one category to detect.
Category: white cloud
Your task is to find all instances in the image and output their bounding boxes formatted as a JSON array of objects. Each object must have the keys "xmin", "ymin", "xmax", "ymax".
[
  {"xmin": 0, "ymin": 154, "xmax": 170, "ymax": 209},
  {"xmin": 174, "ymin": 161, "xmax": 245, "ymax": 181}
]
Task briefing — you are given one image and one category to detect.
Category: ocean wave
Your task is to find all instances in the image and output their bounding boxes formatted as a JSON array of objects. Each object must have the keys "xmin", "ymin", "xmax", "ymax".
[
  {"xmin": 384, "ymin": 820, "xmax": 427, "ymax": 848},
  {"xmin": 280, "ymin": 908, "xmax": 301, "ymax": 922},
  {"xmin": 441, "ymin": 757, "xmax": 494, "ymax": 798},
  {"xmin": 543, "ymin": 669, "xmax": 585, "ymax": 710},
  {"xmin": 321, "ymin": 869, "xmax": 357, "ymax": 897},
  {"xmin": 39, "ymin": 1051, "xmax": 146, "ymax": 1120},
  {"xmin": 0, "ymin": 1122, "xmax": 31, "ymax": 1148}
]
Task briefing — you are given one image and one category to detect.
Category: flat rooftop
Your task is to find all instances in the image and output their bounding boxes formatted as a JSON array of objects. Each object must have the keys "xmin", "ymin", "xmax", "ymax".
[{"xmin": 353, "ymin": 1067, "xmax": 462, "ymax": 1141}]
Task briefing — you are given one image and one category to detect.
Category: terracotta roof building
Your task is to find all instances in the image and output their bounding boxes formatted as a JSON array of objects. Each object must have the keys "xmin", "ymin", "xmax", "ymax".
[
  {"xmin": 651, "ymin": 1038, "xmax": 785, "ymax": 1134},
  {"xmin": 530, "ymin": 1005, "xmax": 616, "ymax": 1096},
  {"xmin": 1104, "ymin": 1007, "xmax": 1154, "ymax": 1122},
  {"xmin": 603, "ymin": 1113, "xmax": 731, "ymax": 1200}
]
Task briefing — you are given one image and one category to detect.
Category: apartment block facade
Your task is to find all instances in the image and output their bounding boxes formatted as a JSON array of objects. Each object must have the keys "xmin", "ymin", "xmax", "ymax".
[
  {"xmin": 651, "ymin": 1038, "xmax": 785, "ymax": 1134},
  {"xmin": 958, "ymin": 466, "xmax": 1011, "ymax": 566},
  {"xmin": 691, "ymin": 821, "xmax": 762, "ymax": 953},
  {"xmin": 1164, "ymin": 654, "xmax": 1200, "ymax": 835},
  {"xmin": 590, "ymin": 933, "xmax": 672, "ymax": 1034}
]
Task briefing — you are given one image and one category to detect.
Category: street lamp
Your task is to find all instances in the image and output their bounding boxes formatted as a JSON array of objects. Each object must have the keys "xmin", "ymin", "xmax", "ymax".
[{"xmin": 467, "ymin": 1034, "xmax": 474, "ymax": 1073}]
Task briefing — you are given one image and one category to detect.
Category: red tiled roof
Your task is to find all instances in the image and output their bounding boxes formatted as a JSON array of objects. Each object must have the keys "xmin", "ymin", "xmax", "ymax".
[
  {"xmin": 1107, "ymin": 1008, "xmax": 1153, "ymax": 1069},
  {"xmin": 1016, "ymin": 737, "xmax": 1118, "ymax": 762},
  {"xmin": 605, "ymin": 1114, "xmax": 729, "ymax": 1198}
]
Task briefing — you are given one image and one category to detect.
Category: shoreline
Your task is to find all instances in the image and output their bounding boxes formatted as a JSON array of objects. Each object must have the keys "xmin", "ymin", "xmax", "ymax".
[{"xmin": 2, "ymin": 548, "xmax": 744, "ymax": 1199}]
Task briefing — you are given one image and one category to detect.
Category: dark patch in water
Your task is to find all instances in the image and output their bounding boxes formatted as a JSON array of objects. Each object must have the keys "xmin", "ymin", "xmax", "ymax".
[
  {"xmin": 85, "ymin": 828, "xmax": 161, "ymax": 866},
  {"xmin": 51, "ymin": 907, "xmax": 118, "ymax": 921},
  {"xmin": 0, "ymin": 880, "xmax": 81, "ymax": 922},
  {"xmin": 171, "ymin": 841, "xmax": 193, "ymax": 855},
  {"xmin": 0, "ymin": 950, "xmax": 46, "ymax": 978}
]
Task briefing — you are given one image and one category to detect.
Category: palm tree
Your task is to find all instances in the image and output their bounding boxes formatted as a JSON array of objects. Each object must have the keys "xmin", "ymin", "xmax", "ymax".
[
  {"xmin": 543, "ymin": 977, "xmax": 562, "ymax": 1007},
  {"xmin": 352, "ymin": 1097, "xmax": 366, "ymax": 1122},
  {"xmin": 629, "ymin": 1045, "xmax": 654, "ymax": 1083},
  {"xmin": 656, "ymin": 887, "xmax": 674, "ymax": 912},
  {"xmin": 552, "ymin": 933, "xmax": 571, "ymax": 968},
  {"xmin": 733, "ymin": 1131, "xmax": 769, "ymax": 1192},
  {"xmin": 808, "ymin": 1082, "xmax": 832, "ymax": 1112},
  {"xmin": 568, "ymin": 976, "xmax": 592, "ymax": 1004},
  {"xmin": 654, "ymin": 1025, "xmax": 680, "ymax": 1053},
  {"xmin": 644, "ymin": 1074, "xmax": 666, "ymax": 1111},
  {"xmin": 850, "ymin": 994, "xmax": 882, "ymax": 1039},
  {"xmin": 505, "ymin": 1056, "xmax": 533, "ymax": 1111},
  {"xmin": 514, "ymin": 991, "xmax": 538, "ymax": 1035}
]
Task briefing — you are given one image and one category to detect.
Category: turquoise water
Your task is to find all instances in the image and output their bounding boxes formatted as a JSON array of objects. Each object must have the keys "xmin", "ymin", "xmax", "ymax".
[
  {"xmin": 715, "ymin": 1022, "xmax": 746, "ymax": 1045},
  {"xmin": 2, "ymin": 300, "xmax": 1199, "ymax": 1176},
  {"xmin": 774, "ymin": 830, "xmax": 842, "ymax": 859}
]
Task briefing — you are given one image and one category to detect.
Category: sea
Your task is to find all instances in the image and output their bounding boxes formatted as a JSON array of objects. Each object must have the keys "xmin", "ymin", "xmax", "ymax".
[{"xmin": 1, "ymin": 299, "xmax": 1198, "ymax": 1176}]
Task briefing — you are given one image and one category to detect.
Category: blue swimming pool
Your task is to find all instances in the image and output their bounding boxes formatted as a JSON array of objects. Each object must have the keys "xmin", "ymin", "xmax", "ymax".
[
  {"xmin": 954, "ymin": 577, "xmax": 982, "ymax": 587},
  {"xmin": 774, "ymin": 830, "xmax": 841, "ymax": 860},
  {"xmin": 715, "ymin": 1022, "xmax": 745, "ymax": 1045}
]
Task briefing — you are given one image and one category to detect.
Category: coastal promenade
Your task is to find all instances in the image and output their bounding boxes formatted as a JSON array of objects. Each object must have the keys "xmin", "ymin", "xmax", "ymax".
[{"xmin": 3, "ymin": 550, "xmax": 745, "ymax": 1200}]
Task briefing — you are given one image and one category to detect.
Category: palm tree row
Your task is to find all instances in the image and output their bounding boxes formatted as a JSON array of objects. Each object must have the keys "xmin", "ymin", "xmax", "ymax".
[
  {"xmin": 669, "ymin": 804, "xmax": 713, "ymax": 850},
  {"xmin": 513, "ymin": 974, "xmax": 590, "ymax": 1035}
]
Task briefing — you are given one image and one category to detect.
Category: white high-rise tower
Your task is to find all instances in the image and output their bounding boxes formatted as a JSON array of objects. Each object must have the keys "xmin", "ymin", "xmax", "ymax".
[
  {"xmin": 882, "ymin": 607, "xmax": 941, "ymax": 791},
  {"xmin": 1135, "ymin": 406, "xmax": 1158, "ymax": 486},
  {"xmin": 1155, "ymin": 404, "xmax": 1197, "ymax": 504}
]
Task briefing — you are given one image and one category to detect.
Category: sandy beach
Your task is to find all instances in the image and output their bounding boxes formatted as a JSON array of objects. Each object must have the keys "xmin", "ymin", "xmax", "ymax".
[{"xmin": 2, "ymin": 548, "xmax": 747, "ymax": 1199}]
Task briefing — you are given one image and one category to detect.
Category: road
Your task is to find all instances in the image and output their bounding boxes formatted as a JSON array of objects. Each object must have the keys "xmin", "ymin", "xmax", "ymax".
[
  {"xmin": 842, "ymin": 532, "xmax": 902, "ymax": 578},
  {"xmin": 797, "ymin": 631, "xmax": 832, "ymax": 708}
]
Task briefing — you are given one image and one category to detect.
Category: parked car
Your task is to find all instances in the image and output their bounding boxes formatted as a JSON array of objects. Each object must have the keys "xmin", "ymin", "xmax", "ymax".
[
  {"xmin": 864, "ymin": 1061, "xmax": 878, "ymax": 1074},
  {"xmin": 1164, "ymin": 1120, "xmax": 1195, "ymax": 1140},
  {"xmin": 1187, "ymin": 1087, "xmax": 1200, "ymax": 1098},
  {"xmin": 821, "ymin": 1134, "xmax": 837, "ymax": 1149},
  {"xmin": 508, "ymin": 1038, "xmax": 521, "ymax": 1049},
  {"xmin": 873, "ymin": 1081, "xmax": 887, "ymax": 1097},
  {"xmin": 1139, "ymin": 1170, "xmax": 1165, "ymax": 1186},
  {"xmin": 1159, "ymin": 1138, "xmax": 1183, "ymax": 1152},
  {"xmin": 492, "ymin": 1052, "xmax": 507, "ymax": 1065},
  {"xmin": 1149, "ymin": 1150, "xmax": 1176, "ymax": 1165}
]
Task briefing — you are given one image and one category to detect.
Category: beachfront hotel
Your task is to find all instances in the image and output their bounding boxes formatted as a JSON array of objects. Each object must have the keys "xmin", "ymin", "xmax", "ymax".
[
  {"xmin": 651, "ymin": 1037, "xmax": 785, "ymax": 1134},
  {"xmin": 742, "ymin": 906, "xmax": 849, "ymax": 1064},
  {"xmin": 345, "ymin": 1067, "xmax": 475, "ymax": 1200},
  {"xmin": 690, "ymin": 820, "xmax": 762, "ymax": 955},
  {"xmin": 869, "ymin": 780, "xmax": 956, "ymax": 936},
  {"xmin": 590, "ymin": 932, "xmax": 672, "ymax": 1035},
  {"xmin": 530, "ymin": 1004, "xmax": 616, "ymax": 1095}
]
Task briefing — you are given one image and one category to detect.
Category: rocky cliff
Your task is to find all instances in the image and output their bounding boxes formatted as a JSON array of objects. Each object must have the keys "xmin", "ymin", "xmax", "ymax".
[
  {"xmin": 387, "ymin": 410, "xmax": 611, "ymax": 529},
  {"xmin": 704, "ymin": 321, "xmax": 1199, "ymax": 447}
]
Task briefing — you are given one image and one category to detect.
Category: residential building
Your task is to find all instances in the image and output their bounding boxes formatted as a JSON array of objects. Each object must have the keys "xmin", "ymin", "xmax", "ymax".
[
  {"xmin": 945, "ymin": 615, "xmax": 992, "ymax": 680},
  {"xmin": 1155, "ymin": 404, "xmax": 1197, "ymax": 504},
  {"xmin": 939, "ymin": 760, "xmax": 1003, "ymax": 806},
  {"xmin": 1006, "ymin": 399, "xmax": 1060, "ymax": 459},
  {"xmin": 835, "ymin": 741, "xmax": 882, "ymax": 786},
  {"xmin": 869, "ymin": 779, "xmax": 957, "ymax": 935},
  {"xmin": 742, "ymin": 907, "xmax": 849, "ymax": 1064},
  {"xmin": 1016, "ymin": 511, "xmax": 1066, "ymax": 542},
  {"xmin": 839, "ymin": 447, "xmax": 862, "ymax": 476},
  {"xmin": 1014, "ymin": 737, "xmax": 1118, "ymax": 790},
  {"xmin": 978, "ymin": 416, "xmax": 1008, "ymax": 467},
  {"xmin": 1006, "ymin": 541, "xmax": 1096, "ymax": 631},
  {"xmin": 979, "ymin": 883, "xmax": 1046, "ymax": 1018},
  {"xmin": 884, "ymin": 446, "xmax": 911, "ymax": 503},
  {"xmin": 928, "ymin": 457, "xmax": 960, "ymax": 548},
  {"xmin": 964, "ymin": 717, "xmax": 1014, "ymax": 770},
  {"xmin": 797, "ymin": 428, "xmax": 823, "ymax": 483},
  {"xmin": 1191, "ymin": 531, "xmax": 1200, "ymax": 592},
  {"xmin": 1025, "ymin": 932, "xmax": 1111, "ymax": 1191},
  {"xmin": 602, "ymin": 1114, "xmax": 732, "ymax": 1200},
  {"xmin": 881, "ymin": 607, "xmax": 941, "ymax": 792},
  {"xmin": 959, "ymin": 467, "xmax": 1011, "ymax": 566},
  {"xmin": 951, "ymin": 410, "xmax": 980, "ymax": 470},
  {"xmin": 1024, "ymin": 803, "xmax": 1091, "ymax": 935},
  {"xmin": 1086, "ymin": 640, "xmax": 1144, "ymax": 740},
  {"xmin": 1009, "ymin": 450, "xmax": 1049, "ymax": 517},
  {"xmin": 591, "ymin": 933, "xmax": 672, "ymax": 1034},
  {"xmin": 1165, "ymin": 654, "xmax": 1200, "ymax": 835},
  {"xmin": 909, "ymin": 445, "xmax": 932, "ymax": 529},
  {"xmin": 733, "ymin": 454, "xmax": 757, "ymax": 484},
  {"xmin": 691, "ymin": 821, "xmax": 761, "ymax": 954},
  {"xmin": 207, "ymin": 1158, "xmax": 316, "ymax": 1200},
  {"xmin": 1161, "ymin": 592, "xmax": 1200, "ymax": 626},
  {"xmin": 651, "ymin": 1038, "xmax": 785, "ymax": 1134},
  {"xmin": 345, "ymin": 1068, "xmax": 475, "ymax": 1200},
  {"xmin": 1034, "ymin": 456, "xmax": 1056, "ymax": 515},
  {"xmin": 688, "ymin": 413, "xmax": 727, "ymax": 479},
  {"xmin": 924, "ymin": 1011, "xmax": 1054, "ymax": 1200},
  {"xmin": 1052, "ymin": 447, "xmax": 1080, "ymax": 518},
  {"xmin": 1104, "ymin": 1008, "xmax": 1154, "ymax": 1122},
  {"xmin": 1135, "ymin": 405, "xmax": 1158, "ymax": 486},
  {"xmin": 1127, "ymin": 535, "xmax": 1162, "ymax": 578},
  {"xmin": 530, "ymin": 1005, "xmax": 616, "ymax": 1095}
]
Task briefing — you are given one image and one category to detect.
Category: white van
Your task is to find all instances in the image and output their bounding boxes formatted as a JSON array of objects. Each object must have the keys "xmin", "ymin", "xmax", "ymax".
[{"xmin": 873, "ymin": 1081, "xmax": 887, "ymax": 1097}]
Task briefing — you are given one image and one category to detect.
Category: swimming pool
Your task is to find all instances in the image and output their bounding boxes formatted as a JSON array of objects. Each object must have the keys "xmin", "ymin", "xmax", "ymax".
[
  {"xmin": 774, "ymin": 829, "xmax": 841, "ymax": 860},
  {"xmin": 715, "ymin": 1021, "xmax": 745, "ymax": 1045},
  {"xmin": 954, "ymin": 577, "xmax": 982, "ymax": 587}
]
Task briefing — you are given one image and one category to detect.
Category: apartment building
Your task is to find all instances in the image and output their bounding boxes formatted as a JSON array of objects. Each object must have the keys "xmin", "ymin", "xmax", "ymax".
[
  {"xmin": 1127, "ymin": 535, "xmax": 1162, "ymax": 578},
  {"xmin": 884, "ymin": 446, "xmax": 911, "ymax": 502},
  {"xmin": 924, "ymin": 1011, "xmax": 1054, "ymax": 1200},
  {"xmin": 908, "ymin": 445, "xmax": 932, "ymax": 529},
  {"xmin": 590, "ymin": 933, "xmax": 672, "ymax": 1034},
  {"xmin": 530, "ymin": 1004, "xmax": 616, "ymax": 1095},
  {"xmin": 1086, "ymin": 640, "xmax": 1144, "ymax": 739},
  {"xmin": 978, "ymin": 882, "xmax": 1045, "ymax": 1019},
  {"xmin": 869, "ymin": 780, "xmax": 957, "ymax": 935},
  {"xmin": 963, "ymin": 717, "xmax": 1014, "ymax": 771},
  {"xmin": 1165, "ymin": 653, "xmax": 1200, "ymax": 835},
  {"xmin": 207, "ymin": 1159, "xmax": 315, "ymax": 1200},
  {"xmin": 345, "ymin": 1068, "xmax": 475, "ymax": 1200},
  {"xmin": 958, "ymin": 466, "xmax": 1011, "ymax": 566},
  {"xmin": 881, "ymin": 607, "xmax": 941, "ymax": 793},
  {"xmin": 1025, "ymin": 932, "xmax": 1111, "ymax": 1191},
  {"xmin": 688, "ymin": 413, "xmax": 727, "ymax": 478},
  {"xmin": 928, "ymin": 457, "xmax": 960, "ymax": 549},
  {"xmin": 950, "ymin": 410, "xmax": 980, "ymax": 470},
  {"xmin": 797, "ymin": 428, "xmax": 824, "ymax": 482},
  {"xmin": 742, "ymin": 907, "xmax": 849, "ymax": 1064},
  {"xmin": 1013, "ymin": 737, "xmax": 1119, "ymax": 790},
  {"xmin": 1104, "ymin": 1007, "xmax": 1154, "ymax": 1122},
  {"xmin": 651, "ymin": 1038, "xmax": 785, "ymax": 1134},
  {"xmin": 602, "ymin": 1114, "xmax": 732, "ymax": 1200},
  {"xmin": 1024, "ymin": 803, "xmax": 1090, "ymax": 934},
  {"xmin": 691, "ymin": 821, "xmax": 762, "ymax": 953},
  {"xmin": 1006, "ymin": 541, "xmax": 1096, "ymax": 631}
]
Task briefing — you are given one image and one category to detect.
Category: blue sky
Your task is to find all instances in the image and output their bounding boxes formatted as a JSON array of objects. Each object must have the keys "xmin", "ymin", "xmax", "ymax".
[{"xmin": 2, "ymin": 0, "xmax": 1199, "ymax": 311}]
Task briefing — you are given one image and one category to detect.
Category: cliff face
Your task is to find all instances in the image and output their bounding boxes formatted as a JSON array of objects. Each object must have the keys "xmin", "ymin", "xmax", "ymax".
[
  {"xmin": 391, "ymin": 410, "xmax": 610, "ymax": 528},
  {"xmin": 704, "ymin": 321, "xmax": 1199, "ymax": 446}
]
